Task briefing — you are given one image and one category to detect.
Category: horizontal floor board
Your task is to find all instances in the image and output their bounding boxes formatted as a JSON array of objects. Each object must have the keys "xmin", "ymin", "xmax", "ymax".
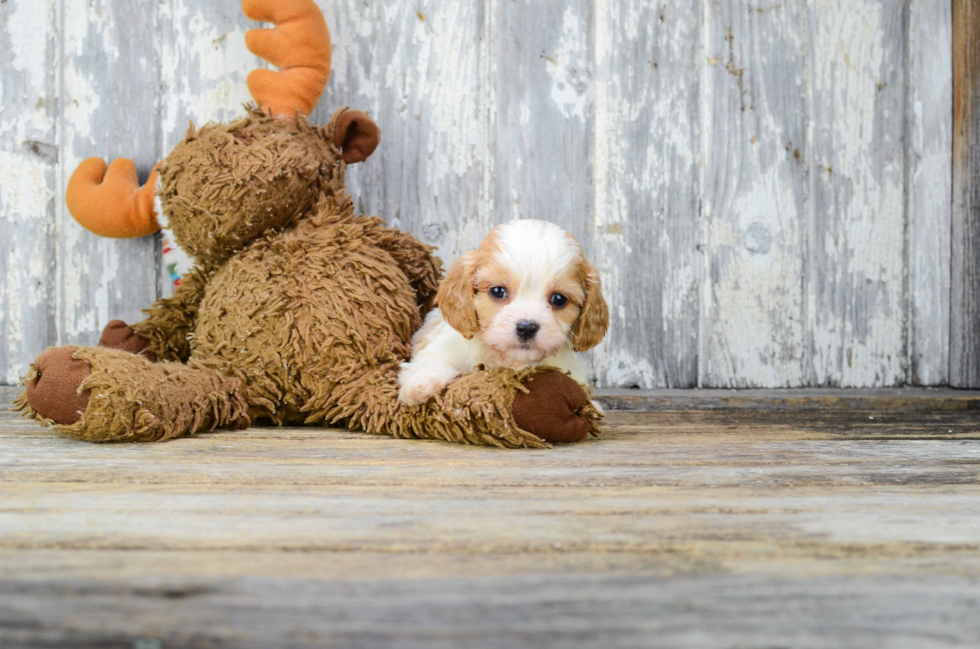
[{"xmin": 3, "ymin": 571, "xmax": 980, "ymax": 649}]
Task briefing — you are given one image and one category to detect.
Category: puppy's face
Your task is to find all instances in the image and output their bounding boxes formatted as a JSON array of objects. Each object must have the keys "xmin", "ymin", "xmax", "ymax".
[{"xmin": 436, "ymin": 220, "xmax": 608, "ymax": 366}]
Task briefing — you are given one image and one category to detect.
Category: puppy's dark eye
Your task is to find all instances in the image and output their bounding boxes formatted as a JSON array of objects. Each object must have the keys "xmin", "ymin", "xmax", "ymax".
[
  {"xmin": 489, "ymin": 286, "xmax": 508, "ymax": 300},
  {"xmin": 550, "ymin": 293, "xmax": 568, "ymax": 308}
]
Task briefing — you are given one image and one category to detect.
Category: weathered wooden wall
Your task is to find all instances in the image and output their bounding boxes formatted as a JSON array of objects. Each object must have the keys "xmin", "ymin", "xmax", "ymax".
[
  {"xmin": 0, "ymin": 0, "xmax": 955, "ymax": 388},
  {"xmin": 953, "ymin": 0, "xmax": 980, "ymax": 387}
]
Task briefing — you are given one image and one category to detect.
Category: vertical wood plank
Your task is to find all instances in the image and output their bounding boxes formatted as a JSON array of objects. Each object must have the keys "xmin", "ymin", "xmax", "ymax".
[
  {"xmin": 0, "ymin": 0, "xmax": 59, "ymax": 383},
  {"xmin": 592, "ymin": 1, "xmax": 699, "ymax": 387},
  {"xmin": 492, "ymin": 0, "xmax": 594, "ymax": 242},
  {"xmin": 807, "ymin": 0, "xmax": 908, "ymax": 387},
  {"xmin": 908, "ymin": 0, "xmax": 951, "ymax": 386},
  {"xmin": 952, "ymin": 0, "xmax": 980, "ymax": 387},
  {"xmin": 310, "ymin": 0, "xmax": 492, "ymax": 261},
  {"xmin": 59, "ymin": 0, "xmax": 162, "ymax": 344},
  {"xmin": 699, "ymin": 0, "xmax": 808, "ymax": 387}
]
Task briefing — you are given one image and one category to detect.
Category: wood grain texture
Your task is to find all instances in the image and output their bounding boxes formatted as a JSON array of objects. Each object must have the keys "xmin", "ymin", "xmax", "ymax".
[
  {"xmin": 0, "ymin": 0, "xmax": 59, "ymax": 385},
  {"xmin": 2, "ymin": 387, "xmax": 980, "ymax": 646},
  {"xmin": 908, "ymin": 0, "xmax": 952, "ymax": 386},
  {"xmin": 700, "ymin": 1, "xmax": 807, "ymax": 387},
  {"xmin": 0, "ymin": 1, "xmax": 957, "ymax": 388},
  {"xmin": 952, "ymin": 0, "xmax": 980, "ymax": 387},
  {"xmin": 807, "ymin": 0, "xmax": 910, "ymax": 387},
  {"xmin": 491, "ymin": 0, "xmax": 594, "ymax": 244},
  {"xmin": 2, "ymin": 565, "xmax": 979, "ymax": 648},
  {"xmin": 592, "ymin": 0, "xmax": 700, "ymax": 388}
]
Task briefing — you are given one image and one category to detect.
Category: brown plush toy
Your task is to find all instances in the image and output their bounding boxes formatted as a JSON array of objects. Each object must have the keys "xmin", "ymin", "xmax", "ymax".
[{"xmin": 16, "ymin": 0, "xmax": 602, "ymax": 448}]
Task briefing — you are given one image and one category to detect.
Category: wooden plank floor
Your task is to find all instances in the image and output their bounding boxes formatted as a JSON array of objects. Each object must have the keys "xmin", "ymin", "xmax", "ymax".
[{"xmin": 1, "ymin": 386, "xmax": 979, "ymax": 648}]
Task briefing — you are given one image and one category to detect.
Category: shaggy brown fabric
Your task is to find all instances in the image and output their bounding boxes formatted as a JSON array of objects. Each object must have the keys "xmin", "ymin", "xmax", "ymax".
[
  {"xmin": 99, "ymin": 320, "xmax": 156, "ymax": 361},
  {"xmin": 22, "ymin": 348, "xmax": 92, "ymax": 426},
  {"xmin": 21, "ymin": 101, "xmax": 602, "ymax": 448},
  {"xmin": 190, "ymin": 197, "xmax": 441, "ymax": 427},
  {"xmin": 159, "ymin": 107, "xmax": 348, "ymax": 264}
]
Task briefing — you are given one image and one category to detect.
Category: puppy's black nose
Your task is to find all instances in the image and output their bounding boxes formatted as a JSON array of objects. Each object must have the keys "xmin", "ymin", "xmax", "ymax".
[{"xmin": 516, "ymin": 320, "xmax": 540, "ymax": 341}]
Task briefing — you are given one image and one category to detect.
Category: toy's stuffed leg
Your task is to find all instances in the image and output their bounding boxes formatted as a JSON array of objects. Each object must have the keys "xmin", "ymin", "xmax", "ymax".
[
  {"xmin": 302, "ymin": 359, "xmax": 602, "ymax": 449},
  {"xmin": 16, "ymin": 346, "xmax": 250, "ymax": 442}
]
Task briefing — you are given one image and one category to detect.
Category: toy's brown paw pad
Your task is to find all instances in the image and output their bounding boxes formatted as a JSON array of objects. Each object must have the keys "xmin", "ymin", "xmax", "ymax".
[
  {"xmin": 99, "ymin": 319, "xmax": 156, "ymax": 361},
  {"xmin": 512, "ymin": 371, "xmax": 592, "ymax": 444},
  {"xmin": 25, "ymin": 347, "xmax": 92, "ymax": 425}
]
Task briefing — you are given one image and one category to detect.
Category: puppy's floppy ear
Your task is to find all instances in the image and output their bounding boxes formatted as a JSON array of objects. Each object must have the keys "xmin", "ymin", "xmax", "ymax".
[
  {"xmin": 436, "ymin": 252, "xmax": 480, "ymax": 339},
  {"xmin": 573, "ymin": 261, "xmax": 609, "ymax": 352}
]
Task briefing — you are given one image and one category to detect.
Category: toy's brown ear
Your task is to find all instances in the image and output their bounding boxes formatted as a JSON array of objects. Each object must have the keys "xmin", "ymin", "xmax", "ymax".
[
  {"xmin": 334, "ymin": 110, "xmax": 381, "ymax": 164},
  {"xmin": 572, "ymin": 261, "xmax": 608, "ymax": 352},
  {"xmin": 436, "ymin": 252, "xmax": 480, "ymax": 339}
]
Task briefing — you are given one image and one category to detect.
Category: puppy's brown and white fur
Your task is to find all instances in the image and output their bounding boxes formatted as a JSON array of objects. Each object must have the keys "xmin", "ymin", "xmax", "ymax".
[{"xmin": 398, "ymin": 219, "xmax": 608, "ymax": 406}]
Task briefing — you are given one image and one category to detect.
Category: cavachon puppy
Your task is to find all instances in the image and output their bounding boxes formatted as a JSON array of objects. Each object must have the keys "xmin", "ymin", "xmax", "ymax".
[{"xmin": 398, "ymin": 219, "xmax": 609, "ymax": 405}]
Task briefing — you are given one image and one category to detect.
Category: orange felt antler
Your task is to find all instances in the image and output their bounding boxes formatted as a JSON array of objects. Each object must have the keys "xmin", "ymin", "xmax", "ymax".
[
  {"xmin": 65, "ymin": 158, "xmax": 161, "ymax": 238},
  {"xmin": 243, "ymin": 0, "xmax": 331, "ymax": 118}
]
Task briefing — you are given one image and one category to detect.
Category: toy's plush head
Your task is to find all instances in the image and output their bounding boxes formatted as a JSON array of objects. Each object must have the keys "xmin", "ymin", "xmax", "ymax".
[
  {"xmin": 63, "ymin": 0, "xmax": 380, "ymax": 264},
  {"xmin": 159, "ymin": 107, "xmax": 378, "ymax": 263}
]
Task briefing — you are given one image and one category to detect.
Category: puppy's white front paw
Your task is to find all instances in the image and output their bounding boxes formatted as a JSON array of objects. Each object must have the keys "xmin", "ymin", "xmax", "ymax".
[
  {"xmin": 398, "ymin": 377, "xmax": 446, "ymax": 406},
  {"xmin": 398, "ymin": 363, "xmax": 460, "ymax": 406}
]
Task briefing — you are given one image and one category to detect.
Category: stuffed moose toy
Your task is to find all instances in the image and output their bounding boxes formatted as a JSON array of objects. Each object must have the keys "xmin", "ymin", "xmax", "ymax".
[{"xmin": 17, "ymin": 0, "xmax": 602, "ymax": 448}]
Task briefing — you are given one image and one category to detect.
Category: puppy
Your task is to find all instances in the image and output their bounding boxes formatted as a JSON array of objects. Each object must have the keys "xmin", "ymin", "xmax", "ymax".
[{"xmin": 397, "ymin": 219, "xmax": 608, "ymax": 405}]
